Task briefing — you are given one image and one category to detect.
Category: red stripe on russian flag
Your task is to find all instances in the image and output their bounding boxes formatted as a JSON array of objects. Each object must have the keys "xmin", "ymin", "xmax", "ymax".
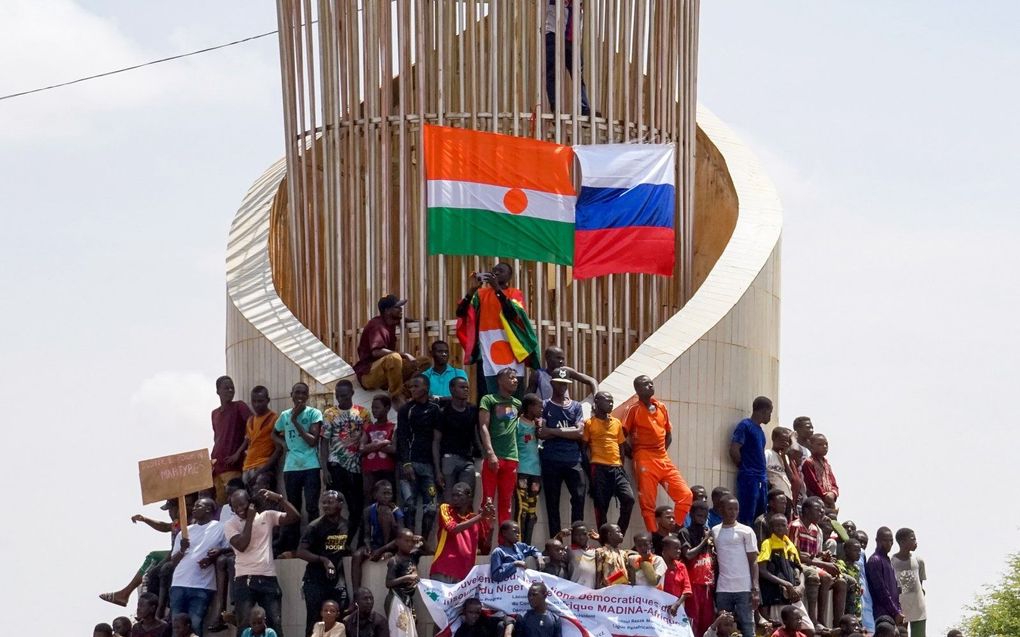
[{"xmin": 572, "ymin": 227, "xmax": 675, "ymax": 279}]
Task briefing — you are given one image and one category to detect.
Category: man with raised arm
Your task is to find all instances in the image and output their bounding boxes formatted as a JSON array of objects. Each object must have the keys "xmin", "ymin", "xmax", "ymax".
[{"xmin": 224, "ymin": 488, "xmax": 300, "ymax": 637}]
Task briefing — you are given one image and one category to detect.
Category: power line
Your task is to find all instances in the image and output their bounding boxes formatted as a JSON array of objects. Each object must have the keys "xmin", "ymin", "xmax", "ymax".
[{"xmin": 0, "ymin": 28, "xmax": 279, "ymax": 102}]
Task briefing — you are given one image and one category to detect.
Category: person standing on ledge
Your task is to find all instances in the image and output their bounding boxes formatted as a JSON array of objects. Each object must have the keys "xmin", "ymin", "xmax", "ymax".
[
  {"xmin": 354, "ymin": 294, "xmax": 418, "ymax": 409},
  {"xmin": 730, "ymin": 396, "xmax": 774, "ymax": 526},
  {"xmin": 622, "ymin": 375, "xmax": 693, "ymax": 532},
  {"xmin": 211, "ymin": 375, "xmax": 252, "ymax": 504},
  {"xmin": 456, "ymin": 263, "xmax": 539, "ymax": 397}
]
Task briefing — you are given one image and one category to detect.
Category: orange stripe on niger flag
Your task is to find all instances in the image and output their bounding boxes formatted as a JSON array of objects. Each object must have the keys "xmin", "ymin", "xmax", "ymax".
[{"xmin": 424, "ymin": 125, "xmax": 575, "ymax": 195}]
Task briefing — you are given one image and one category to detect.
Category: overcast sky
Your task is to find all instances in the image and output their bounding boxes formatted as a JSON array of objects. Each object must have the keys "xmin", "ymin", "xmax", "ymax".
[{"xmin": 1, "ymin": 1, "xmax": 1016, "ymax": 634}]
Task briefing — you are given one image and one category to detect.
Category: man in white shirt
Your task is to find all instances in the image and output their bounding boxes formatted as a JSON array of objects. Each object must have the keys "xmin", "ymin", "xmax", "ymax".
[
  {"xmin": 168, "ymin": 497, "xmax": 230, "ymax": 637},
  {"xmin": 224, "ymin": 488, "xmax": 300, "ymax": 637},
  {"xmin": 711, "ymin": 495, "xmax": 760, "ymax": 637}
]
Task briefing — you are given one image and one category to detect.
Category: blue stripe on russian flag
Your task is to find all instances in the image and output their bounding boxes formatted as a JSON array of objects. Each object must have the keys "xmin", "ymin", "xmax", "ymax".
[{"xmin": 574, "ymin": 183, "xmax": 675, "ymax": 230}]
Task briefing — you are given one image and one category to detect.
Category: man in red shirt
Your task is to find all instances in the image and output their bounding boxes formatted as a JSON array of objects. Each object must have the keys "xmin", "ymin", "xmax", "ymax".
[
  {"xmin": 429, "ymin": 483, "xmax": 495, "ymax": 583},
  {"xmin": 354, "ymin": 295, "xmax": 419, "ymax": 408},
  {"xmin": 211, "ymin": 375, "xmax": 252, "ymax": 504},
  {"xmin": 622, "ymin": 375, "xmax": 693, "ymax": 532}
]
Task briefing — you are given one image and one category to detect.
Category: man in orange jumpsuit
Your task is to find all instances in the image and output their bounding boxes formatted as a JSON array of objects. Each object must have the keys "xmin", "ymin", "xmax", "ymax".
[{"xmin": 622, "ymin": 375, "xmax": 693, "ymax": 531}]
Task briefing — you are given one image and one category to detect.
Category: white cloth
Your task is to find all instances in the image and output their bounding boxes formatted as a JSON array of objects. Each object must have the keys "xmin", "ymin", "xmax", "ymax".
[
  {"xmin": 569, "ymin": 547, "xmax": 597, "ymax": 589},
  {"xmin": 171, "ymin": 520, "xmax": 229, "ymax": 590},
  {"xmin": 764, "ymin": 449, "xmax": 792, "ymax": 498},
  {"xmin": 891, "ymin": 554, "xmax": 927, "ymax": 621},
  {"xmin": 225, "ymin": 510, "xmax": 285, "ymax": 577},
  {"xmin": 711, "ymin": 522, "xmax": 757, "ymax": 593},
  {"xmin": 311, "ymin": 622, "xmax": 346, "ymax": 637}
]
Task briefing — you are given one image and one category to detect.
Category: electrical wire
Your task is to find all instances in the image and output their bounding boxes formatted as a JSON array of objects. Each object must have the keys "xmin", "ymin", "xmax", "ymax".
[{"xmin": 0, "ymin": 28, "xmax": 279, "ymax": 102}]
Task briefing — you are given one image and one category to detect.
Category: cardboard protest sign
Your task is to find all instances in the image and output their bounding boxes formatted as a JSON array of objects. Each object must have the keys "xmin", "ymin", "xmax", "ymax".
[
  {"xmin": 418, "ymin": 567, "xmax": 694, "ymax": 637},
  {"xmin": 138, "ymin": 449, "xmax": 213, "ymax": 505}
]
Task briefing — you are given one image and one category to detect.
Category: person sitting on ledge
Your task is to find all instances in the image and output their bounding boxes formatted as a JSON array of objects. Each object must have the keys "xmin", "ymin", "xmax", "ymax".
[{"xmin": 354, "ymin": 294, "xmax": 418, "ymax": 408}]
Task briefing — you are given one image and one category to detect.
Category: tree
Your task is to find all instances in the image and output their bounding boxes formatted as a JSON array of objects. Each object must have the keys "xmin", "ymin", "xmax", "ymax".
[{"xmin": 962, "ymin": 552, "xmax": 1020, "ymax": 637}]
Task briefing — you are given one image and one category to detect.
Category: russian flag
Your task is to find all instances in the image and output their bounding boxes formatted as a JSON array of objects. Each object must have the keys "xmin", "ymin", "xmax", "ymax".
[{"xmin": 571, "ymin": 144, "xmax": 676, "ymax": 279}]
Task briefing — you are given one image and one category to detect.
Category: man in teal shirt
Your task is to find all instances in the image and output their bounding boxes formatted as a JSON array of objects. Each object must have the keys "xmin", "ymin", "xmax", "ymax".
[
  {"xmin": 272, "ymin": 381, "xmax": 323, "ymax": 551},
  {"xmin": 422, "ymin": 340, "xmax": 467, "ymax": 399}
]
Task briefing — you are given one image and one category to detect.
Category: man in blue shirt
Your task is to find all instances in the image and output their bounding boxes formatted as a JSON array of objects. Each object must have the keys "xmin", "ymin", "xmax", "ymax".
[
  {"xmin": 537, "ymin": 369, "xmax": 586, "ymax": 535},
  {"xmin": 729, "ymin": 396, "xmax": 773, "ymax": 525},
  {"xmin": 490, "ymin": 521, "xmax": 542, "ymax": 582},
  {"xmin": 422, "ymin": 340, "xmax": 468, "ymax": 399}
]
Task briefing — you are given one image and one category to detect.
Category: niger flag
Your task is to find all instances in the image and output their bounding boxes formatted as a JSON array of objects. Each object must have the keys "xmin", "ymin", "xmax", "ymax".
[{"xmin": 424, "ymin": 125, "xmax": 576, "ymax": 265}]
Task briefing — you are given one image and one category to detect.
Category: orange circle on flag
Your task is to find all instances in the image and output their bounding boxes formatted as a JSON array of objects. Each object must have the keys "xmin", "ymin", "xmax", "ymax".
[
  {"xmin": 489, "ymin": 340, "xmax": 516, "ymax": 365},
  {"xmin": 503, "ymin": 188, "xmax": 528, "ymax": 214}
]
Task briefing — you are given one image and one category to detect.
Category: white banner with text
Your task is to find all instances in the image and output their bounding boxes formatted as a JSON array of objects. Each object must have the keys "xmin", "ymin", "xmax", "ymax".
[{"xmin": 418, "ymin": 567, "xmax": 694, "ymax": 637}]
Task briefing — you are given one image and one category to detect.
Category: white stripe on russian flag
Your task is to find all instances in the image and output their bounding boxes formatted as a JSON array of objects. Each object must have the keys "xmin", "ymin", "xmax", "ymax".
[
  {"xmin": 427, "ymin": 180, "xmax": 576, "ymax": 224},
  {"xmin": 573, "ymin": 143, "xmax": 676, "ymax": 188}
]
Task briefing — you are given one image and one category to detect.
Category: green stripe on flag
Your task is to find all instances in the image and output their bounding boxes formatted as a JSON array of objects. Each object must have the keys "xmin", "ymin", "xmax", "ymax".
[{"xmin": 427, "ymin": 207, "xmax": 575, "ymax": 265}]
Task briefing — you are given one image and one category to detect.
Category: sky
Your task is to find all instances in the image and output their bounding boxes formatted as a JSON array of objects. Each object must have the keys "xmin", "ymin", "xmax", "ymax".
[{"xmin": 1, "ymin": 1, "xmax": 1017, "ymax": 634}]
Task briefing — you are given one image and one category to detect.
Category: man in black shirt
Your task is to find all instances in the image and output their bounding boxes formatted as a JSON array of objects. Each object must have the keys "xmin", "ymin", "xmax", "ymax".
[
  {"xmin": 651, "ymin": 504, "xmax": 677, "ymax": 556},
  {"xmin": 296, "ymin": 490, "xmax": 351, "ymax": 637},
  {"xmin": 396, "ymin": 374, "xmax": 441, "ymax": 541},
  {"xmin": 434, "ymin": 376, "xmax": 480, "ymax": 499},
  {"xmin": 514, "ymin": 583, "xmax": 561, "ymax": 637}
]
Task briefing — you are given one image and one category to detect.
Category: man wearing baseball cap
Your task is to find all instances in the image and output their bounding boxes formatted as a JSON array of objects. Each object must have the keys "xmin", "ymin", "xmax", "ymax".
[{"xmin": 353, "ymin": 294, "xmax": 417, "ymax": 407}]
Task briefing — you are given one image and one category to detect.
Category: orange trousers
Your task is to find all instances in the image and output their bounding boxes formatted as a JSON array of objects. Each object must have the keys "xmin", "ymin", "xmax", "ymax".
[{"xmin": 633, "ymin": 450, "xmax": 693, "ymax": 531}]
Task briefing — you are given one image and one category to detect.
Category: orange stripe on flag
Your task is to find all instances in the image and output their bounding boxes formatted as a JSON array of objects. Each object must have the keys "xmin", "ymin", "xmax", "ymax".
[{"xmin": 424, "ymin": 125, "xmax": 575, "ymax": 195}]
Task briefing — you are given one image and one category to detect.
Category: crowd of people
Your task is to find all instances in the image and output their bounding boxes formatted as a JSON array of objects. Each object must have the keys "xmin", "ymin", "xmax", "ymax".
[{"xmin": 96, "ymin": 263, "xmax": 934, "ymax": 637}]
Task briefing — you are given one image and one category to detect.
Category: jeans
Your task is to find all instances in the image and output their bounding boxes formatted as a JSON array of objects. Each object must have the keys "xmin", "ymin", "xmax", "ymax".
[
  {"xmin": 715, "ymin": 591, "xmax": 753, "ymax": 637},
  {"xmin": 282, "ymin": 468, "xmax": 321, "ymax": 551},
  {"xmin": 169, "ymin": 586, "xmax": 214, "ymax": 637},
  {"xmin": 232, "ymin": 575, "xmax": 283, "ymax": 637},
  {"xmin": 327, "ymin": 463, "xmax": 364, "ymax": 545},
  {"xmin": 540, "ymin": 459, "xmax": 586, "ymax": 534},
  {"xmin": 441, "ymin": 453, "xmax": 477, "ymax": 497},
  {"xmin": 399, "ymin": 461, "xmax": 438, "ymax": 540},
  {"xmin": 545, "ymin": 32, "xmax": 591, "ymax": 115}
]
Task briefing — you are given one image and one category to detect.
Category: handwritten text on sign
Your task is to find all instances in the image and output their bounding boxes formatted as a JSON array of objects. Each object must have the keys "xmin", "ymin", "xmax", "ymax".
[{"xmin": 138, "ymin": 449, "xmax": 213, "ymax": 505}]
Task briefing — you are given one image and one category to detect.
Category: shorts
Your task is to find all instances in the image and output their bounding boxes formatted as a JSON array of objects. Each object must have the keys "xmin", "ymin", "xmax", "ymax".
[{"xmin": 213, "ymin": 471, "xmax": 242, "ymax": 504}]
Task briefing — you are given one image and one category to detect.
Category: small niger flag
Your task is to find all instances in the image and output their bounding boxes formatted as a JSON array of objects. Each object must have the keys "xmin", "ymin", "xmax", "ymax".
[{"xmin": 424, "ymin": 125, "xmax": 576, "ymax": 265}]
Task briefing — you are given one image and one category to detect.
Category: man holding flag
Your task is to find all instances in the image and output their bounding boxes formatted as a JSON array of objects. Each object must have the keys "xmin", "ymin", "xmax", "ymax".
[{"xmin": 456, "ymin": 262, "xmax": 539, "ymax": 397}]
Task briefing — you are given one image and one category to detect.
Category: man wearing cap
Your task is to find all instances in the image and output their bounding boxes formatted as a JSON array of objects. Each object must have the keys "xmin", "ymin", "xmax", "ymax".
[
  {"xmin": 537, "ymin": 367, "xmax": 586, "ymax": 534},
  {"xmin": 354, "ymin": 294, "xmax": 418, "ymax": 406}
]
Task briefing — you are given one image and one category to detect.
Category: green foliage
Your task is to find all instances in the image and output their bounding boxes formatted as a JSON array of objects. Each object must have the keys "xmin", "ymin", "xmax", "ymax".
[{"xmin": 962, "ymin": 552, "xmax": 1020, "ymax": 637}]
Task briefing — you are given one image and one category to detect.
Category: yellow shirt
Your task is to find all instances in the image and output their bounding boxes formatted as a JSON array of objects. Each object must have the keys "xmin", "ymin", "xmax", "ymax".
[
  {"xmin": 583, "ymin": 415, "xmax": 624, "ymax": 466},
  {"xmin": 243, "ymin": 410, "xmax": 279, "ymax": 471},
  {"xmin": 757, "ymin": 533, "xmax": 801, "ymax": 564}
]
